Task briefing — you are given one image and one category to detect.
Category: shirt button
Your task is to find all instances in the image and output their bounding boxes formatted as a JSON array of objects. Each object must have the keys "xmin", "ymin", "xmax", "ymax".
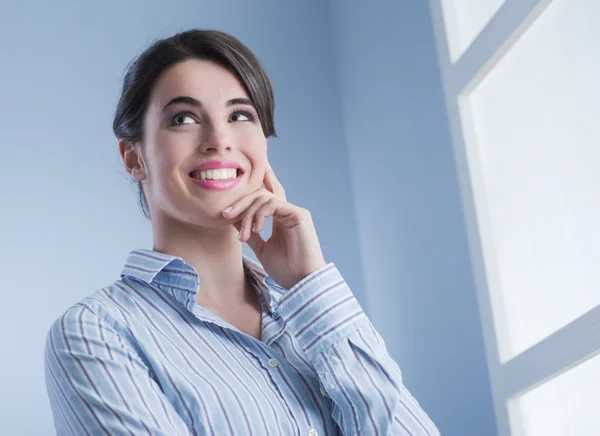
[
  {"xmin": 308, "ymin": 428, "xmax": 318, "ymax": 436},
  {"xmin": 325, "ymin": 372, "xmax": 335, "ymax": 388},
  {"xmin": 267, "ymin": 358, "xmax": 279, "ymax": 368},
  {"xmin": 320, "ymin": 386, "xmax": 327, "ymax": 396}
]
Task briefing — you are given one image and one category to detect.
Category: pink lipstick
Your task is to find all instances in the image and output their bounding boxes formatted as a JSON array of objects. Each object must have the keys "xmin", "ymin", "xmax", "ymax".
[{"xmin": 189, "ymin": 160, "xmax": 244, "ymax": 190}]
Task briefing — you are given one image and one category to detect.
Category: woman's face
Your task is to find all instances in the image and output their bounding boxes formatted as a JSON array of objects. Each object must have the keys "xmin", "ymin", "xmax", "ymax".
[{"xmin": 131, "ymin": 59, "xmax": 268, "ymax": 227}]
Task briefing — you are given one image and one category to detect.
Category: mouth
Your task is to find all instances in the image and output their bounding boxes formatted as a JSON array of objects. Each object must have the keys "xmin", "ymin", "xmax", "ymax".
[
  {"xmin": 189, "ymin": 168, "xmax": 243, "ymax": 181},
  {"xmin": 188, "ymin": 168, "xmax": 244, "ymax": 190}
]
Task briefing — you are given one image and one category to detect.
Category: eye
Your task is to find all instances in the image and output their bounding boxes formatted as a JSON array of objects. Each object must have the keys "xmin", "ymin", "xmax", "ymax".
[
  {"xmin": 230, "ymin": 110, "xmax": 256, "ymax": 122},
  {"xmin": 170, "ymin": 111, "xmax": 197, "ymax": 126}
]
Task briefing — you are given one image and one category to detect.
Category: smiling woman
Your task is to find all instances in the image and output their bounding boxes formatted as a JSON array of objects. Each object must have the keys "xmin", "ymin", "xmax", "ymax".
[
  {"xmin": 43, "ymin": 29, "xmax": 440, "ymax": 435},
  {"xmin": 112, "ymin": 30, "xmax": 275, "ymax": 222}
]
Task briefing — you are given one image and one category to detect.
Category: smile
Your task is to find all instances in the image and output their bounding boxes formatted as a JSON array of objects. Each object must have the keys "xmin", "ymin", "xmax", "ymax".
[
  {"xmin": 190, "ymin": 168, "xmax": 240, "ymax": 180},
  {"xmin": 189, "ymin": 170, "xmax": 243, "ymax": 190}
]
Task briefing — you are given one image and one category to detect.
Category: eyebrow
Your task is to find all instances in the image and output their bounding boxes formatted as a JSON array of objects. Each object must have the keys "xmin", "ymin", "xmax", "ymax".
[{"xmin": 160, "ymin": 96, "xmax": 255, "ymax": 113}]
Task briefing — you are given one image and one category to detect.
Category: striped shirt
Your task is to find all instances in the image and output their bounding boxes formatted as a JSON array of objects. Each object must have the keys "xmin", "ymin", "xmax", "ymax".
[{"xmin": 44, "ymin": 248, "xmax": 440, "ymax": 435}]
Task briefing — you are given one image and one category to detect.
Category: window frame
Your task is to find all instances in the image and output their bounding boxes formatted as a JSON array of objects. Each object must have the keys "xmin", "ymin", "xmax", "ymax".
[{"xmin": 428, "ymin": 0, "xmax": 600, "ymax": 434}]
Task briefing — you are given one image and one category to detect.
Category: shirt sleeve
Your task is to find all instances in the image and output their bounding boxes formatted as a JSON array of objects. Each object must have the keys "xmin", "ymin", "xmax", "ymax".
[
  {"xmin": 271, "ymin": 263, "xmax": 441, "ymax": 436},
  {"xmin": 44, "ymin": 304, "xmax": 192, "ymax": 436}
]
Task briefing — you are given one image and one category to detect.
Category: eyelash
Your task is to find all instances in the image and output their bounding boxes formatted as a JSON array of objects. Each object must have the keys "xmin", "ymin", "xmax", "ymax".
[{"xmin": 169, "ymin": 109, "xmax": 257, "ymax": 126}]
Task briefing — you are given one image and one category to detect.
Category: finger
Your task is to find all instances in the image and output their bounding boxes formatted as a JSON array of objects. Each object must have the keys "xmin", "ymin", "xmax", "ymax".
[
  {"xmin": 264, "ymin": 161, "xmax": 286, "ymax": 201},
  {"xmin": 222, "ymin": 188, "xmax": 274, "ymax": 220},
  {"xmin": 252, "ymin": 197, "xmax": 277, "ymax": 235},
  {"xmin": 256, "ymin": 197, "xmax": 305, "ymax": 230},
  {"xmin": 238, "ymin": 195, "xmax": 272, "ymax": 242},
  {"xmin": 244, "ymin": 224, "xmax": 266, "ymax": 254},
  {"xmin": 232, "ymin": 217, "xmax": 266, "ymax": 253}
]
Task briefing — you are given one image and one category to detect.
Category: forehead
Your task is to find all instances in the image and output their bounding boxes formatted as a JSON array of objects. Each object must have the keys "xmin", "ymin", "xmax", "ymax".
[{"xmin": 150, "ymin": 59, "xmax": 249, "ymax": 106}]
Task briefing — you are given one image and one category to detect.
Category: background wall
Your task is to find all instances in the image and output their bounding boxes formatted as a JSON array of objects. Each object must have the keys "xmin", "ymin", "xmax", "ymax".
[
  {"xmin": 328, "ymin": 1, "xmax": 497, "ymax": 434},
  {"xmin": 0, "ymin": 0, "xmax": 495, "ymax": 434}
]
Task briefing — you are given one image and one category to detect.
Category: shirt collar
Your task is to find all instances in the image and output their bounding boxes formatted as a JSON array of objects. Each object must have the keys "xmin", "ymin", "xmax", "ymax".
[{"xmin": 120, "ymin": 248, "xmax": 279, "ymax": 314}]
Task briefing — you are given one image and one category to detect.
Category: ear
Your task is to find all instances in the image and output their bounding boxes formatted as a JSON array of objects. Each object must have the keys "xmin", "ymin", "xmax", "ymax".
[{"xmin": 119, "ymin": 139, "xmax": 146, "ymax": 181}]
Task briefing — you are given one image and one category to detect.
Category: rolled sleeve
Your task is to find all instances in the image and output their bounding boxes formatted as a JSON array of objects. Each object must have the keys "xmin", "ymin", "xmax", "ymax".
[
  {"xmin": 268, "ymin": 263, "xmax": 369, "ymax": 361},
  {"xmin": 265, "ymin": 264, "xmax": 440, "ymax": 435}
]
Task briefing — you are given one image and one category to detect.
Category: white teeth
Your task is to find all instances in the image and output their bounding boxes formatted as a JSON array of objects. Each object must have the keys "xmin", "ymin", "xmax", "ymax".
[{"xmin": 192, "ymin": 168, "xmax": 238, "ymax": 180}]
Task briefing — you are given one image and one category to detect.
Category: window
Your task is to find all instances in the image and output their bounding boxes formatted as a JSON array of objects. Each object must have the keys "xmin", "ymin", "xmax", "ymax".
[{"xmin": 430, "ymin": 0, "xmax": 600, "ymax": 434}]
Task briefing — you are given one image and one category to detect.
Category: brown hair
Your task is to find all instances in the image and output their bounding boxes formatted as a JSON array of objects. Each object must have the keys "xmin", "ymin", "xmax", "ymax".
[{"xmin": 112, "ymin": 29, "xmax": 277, "ymax": 219}]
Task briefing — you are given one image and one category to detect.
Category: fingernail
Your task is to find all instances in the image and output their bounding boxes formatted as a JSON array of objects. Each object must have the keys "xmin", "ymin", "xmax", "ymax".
[
  {"xmin": 237, "ymin": 229, "xmax": 242, "ymax": 240},
  {"xmin": 252, "ymin": 223, "xmax": 256, "ymax": 233},
  {"xmin": 223, "ymin": 206, "xmax": 233, "ymax": 215}
]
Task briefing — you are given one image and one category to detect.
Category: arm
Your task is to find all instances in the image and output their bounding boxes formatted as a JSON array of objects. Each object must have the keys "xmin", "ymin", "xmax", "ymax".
[
  {"xmin": 272, "ymin": 263, "xmax": 441, "ymax": 436},
  {"xmin": 44, "ymin": 304, "xmax": 192, "ymax": 436}
]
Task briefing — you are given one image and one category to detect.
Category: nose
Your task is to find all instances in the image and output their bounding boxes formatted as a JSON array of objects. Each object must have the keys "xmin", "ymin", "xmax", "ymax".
[{"xmin": 200, "ymin": 120, "xmax": 232, "ymax": 153}]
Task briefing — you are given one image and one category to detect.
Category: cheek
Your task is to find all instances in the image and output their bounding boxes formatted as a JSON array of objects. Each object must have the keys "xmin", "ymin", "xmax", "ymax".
[
  {"xmin": 146, "ymin": 151, "xmax": 186, "ymax": 195},
  {"xmin": 151, "ymin": 136, "xmax": 187, "ymax": 169},
  {"xmin": 152, "ymin": 153, "xmax": 178, "ymax": 180}
]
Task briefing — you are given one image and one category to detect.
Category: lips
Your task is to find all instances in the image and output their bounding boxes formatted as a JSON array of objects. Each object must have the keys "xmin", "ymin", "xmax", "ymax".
[{"xmin": 187, "ymin": 159, "xmax": 245, "ymax": 191}]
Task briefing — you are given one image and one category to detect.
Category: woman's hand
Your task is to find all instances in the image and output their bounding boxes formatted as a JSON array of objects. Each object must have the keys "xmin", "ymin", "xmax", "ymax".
[{"xmin": 222, "ymin": 161, "xmax": 327, "ymax": 290}]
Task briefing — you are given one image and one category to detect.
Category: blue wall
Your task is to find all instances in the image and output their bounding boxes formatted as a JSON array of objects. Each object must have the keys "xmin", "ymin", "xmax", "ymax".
[
  {"xmin": 329, "ymin": 1, "xmax": 497, "ymax": 434},
  {"xmin": 0, "ymin": 1, "xmax": 364, "ymax": 434},
  {"xmin": 0, "ymin": 0, "xmax": 495, "ymax": 434}
]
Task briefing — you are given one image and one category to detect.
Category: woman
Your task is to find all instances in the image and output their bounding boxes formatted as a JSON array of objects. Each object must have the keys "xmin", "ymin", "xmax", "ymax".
[{"xmin": 44, "ymin": 29, "xmax": 440, "ymax": 436}]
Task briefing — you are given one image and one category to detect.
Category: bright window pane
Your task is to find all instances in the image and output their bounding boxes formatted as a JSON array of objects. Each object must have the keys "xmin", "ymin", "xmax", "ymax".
[
  {"xmin": 508, "ymin": 352, "xmax": 600, "ymax": 435},
  {"xmin": 440, "ymin": 0, "xmax": 506, "ymax": 62},
  {"xmin": 460, "ymin": 0, "xmax": 600, "ymax": 362}
]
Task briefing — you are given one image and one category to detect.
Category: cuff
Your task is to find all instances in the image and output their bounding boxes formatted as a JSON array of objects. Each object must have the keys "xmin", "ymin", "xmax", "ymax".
[{"xmin": 266, "ymin": 263, "xmax": 368, "ymax": 361}]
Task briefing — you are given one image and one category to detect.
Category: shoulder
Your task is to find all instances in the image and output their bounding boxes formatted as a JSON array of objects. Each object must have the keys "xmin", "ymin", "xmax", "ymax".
[
  {"xmin": 43, "ymin": 284, "xmax": 154, "ymax": 394},
  {"xmin": 44, "ymin": 280, "xmax": 136, "ymax": 355}
]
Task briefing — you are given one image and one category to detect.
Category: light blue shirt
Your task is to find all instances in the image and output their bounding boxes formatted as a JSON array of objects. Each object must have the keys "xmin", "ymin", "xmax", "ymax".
[{"xmin": 45, "ymin": 248, "xmax": 440, "ymax": 435}]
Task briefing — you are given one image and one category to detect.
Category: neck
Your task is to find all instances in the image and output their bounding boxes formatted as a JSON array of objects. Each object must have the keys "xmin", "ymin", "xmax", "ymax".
[{"xmin": 150, "ymin": 211, "xmax": 248, "ymax": 306}]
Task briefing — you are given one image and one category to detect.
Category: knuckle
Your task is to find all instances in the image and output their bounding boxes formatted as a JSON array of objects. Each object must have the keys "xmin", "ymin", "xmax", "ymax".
[
  {"xmin": 260, "ymin": 199, "xmax": 274, "ymax": 212},
  {"xmin": 299, "ymin": 207, "xmax": 311, "ymax": 218}
]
